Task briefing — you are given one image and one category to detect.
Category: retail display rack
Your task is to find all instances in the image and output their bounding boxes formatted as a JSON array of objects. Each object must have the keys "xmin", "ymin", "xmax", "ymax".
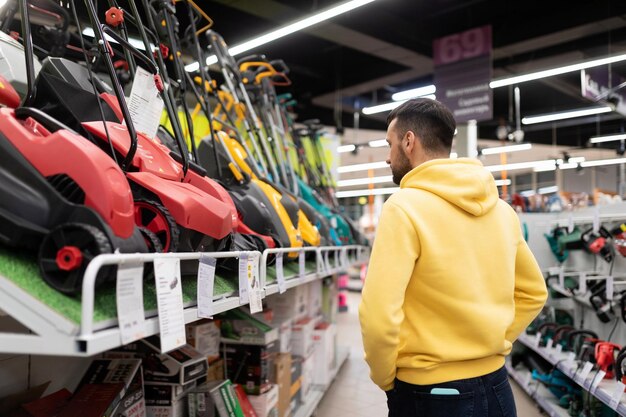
[
  {"xmin": 0, "ymin": 245, "xmax": 368, "ymax": 357},
  {"xmin": 515, "ymin": 332, "xmax": 626, "ymax": 416}
]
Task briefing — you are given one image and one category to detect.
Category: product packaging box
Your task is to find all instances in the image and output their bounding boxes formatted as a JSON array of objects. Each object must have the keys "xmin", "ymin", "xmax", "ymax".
[
  {"xmin": 186, "ymin": 320, "xmax": 221, "ymax": 362},
  {"xmin": 272, "ymin": 354, "xmax": 291, "ymax": 417},
  {"xmin": 265, "ymin": 286, "xmax": 308, "ymax": 322},
  {"xmin": 19, "ymin": 389, "xmax": 72, "ymax": 417},
  {"xmin": 271, "ymin": 318, "xmax": 292, "ymax": 353},
  {"xmin": 296, "ymin": 354, "xmax": 314, "ymax": 400},
  {"xmin": 289, "ymin": 359, "xmax": 303, "ymax": 414},
  {"xmin": 220, "ymin": 309, "xmax": 279, "ymax": 345},
  {"xmin": 207, "ymin": 358, "xmax": 225, "ymax": 381},
  {"xmin": 290, "ymin": 318, "xmax": 315, "ymax": 358},
  {"xmin": 234, "ymin": 385, "xmax": 259, "ymax": 417},
  {"xmin": 144, "ymin": 382, "xmax": 195, "ymax": 417},
  {"xmin": 104, "ymin": 336, "xmax": 208, "ymax": 386},
  {"xmin": 58, "ymin": 359, "xmax": 145, "ymax": 417},
  {"xmin": 312, "ymin": 323, "xmax": 337, "ymax": 386},
  {"xmin": 221, "ymin": 340, "xmax": 279, "ymax": 395},
  {"xmin": 191, "ymin": 380, "xmax": 243, "ymax": 417},
  {"xmin": 306, "ymin": 281, "xmax": 322, "ymax": 319},
  {"xmin": 247, "ymin": 385, "xmax": 278, "ymax": 417}
]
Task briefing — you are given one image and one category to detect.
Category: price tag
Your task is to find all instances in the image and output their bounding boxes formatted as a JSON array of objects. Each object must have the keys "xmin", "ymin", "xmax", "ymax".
[
  {"xmin": 154, "ymin": 258, "xmax": 186, "ymax": 352},
  {"xmin": 197, "ymin": 256, "xmax": 217, "ymax": 318},
  {"xmin": 276, "ymin": 253, "xmax": 286, "ymax": 294},
  {"xmin": 126, "ymin": 66, "xmax": 164, "ymax": 139},
  {"xmin": 299, "ymin": 251, "xmax": 306, "ymax": 279},
  {"xmin": 592, "ymin": 206, "xmax": 600, "ymax": 233},
  {"xmin": 546, "ymin": 338, "xmax": 553, "ymax": 350},
  {"xmin": 555, "ymin": 344, "xmax": 563, "ymax": 355},
  {"xmin": 533, "ymin": 333, "xmax": 542, "ymax": 347},
  {"xmin": 576, "ymin": 362, "xmax": 594, "ymax": 385},
  {"xmin": 568, "ymin": 213, "xmax": 574, "ymax": 233},
  {"xmin": 324, "ymin": 252, "xmax": 331, "ymax": 272},
  {"xmin": 524, "ymin": 372, "xmax": 533, "ymax": 387},
  {"xmin": 248, "ymin": 255, "xmax": 263, "ymax": 314},
  {"xmin": 607, "ymin": 275, "xmax": 614, "ymax": 300},
  {"xmin": 609, "ymin": 382, "xmax": 626, "ymax": 410},
  {"xmin": 238, "ymin": 254, "xmax": 250, "ymax": 304},
  {"xmin": 566, "ymin": 352, "xmax": 577, "ymax": 363},
  {"xmin": 116, "ymin": 262, "xmax": 146, "ymax": 345},
  {"xmin": 334, "ymin": 251, "xmax": 340, "ymax": 268},
  {"xmin": 590, "ymin": 370, "xmax": 606, "ymax": 394}
]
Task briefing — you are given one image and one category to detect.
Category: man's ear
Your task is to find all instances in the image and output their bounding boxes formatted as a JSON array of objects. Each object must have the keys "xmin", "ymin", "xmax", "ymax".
[{"xmin": 404, "ymin": 130, "xmax": 416, "ymax": 154}]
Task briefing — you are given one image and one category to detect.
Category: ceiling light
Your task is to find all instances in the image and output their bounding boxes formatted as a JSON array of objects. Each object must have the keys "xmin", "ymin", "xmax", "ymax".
[
  {"xmin": 481, "ymin": 143, "xmax": 532, "ymax": 155},
  {"xmin": 520, "ymin": 190, "xmax": 536, "ymax": 197},
  {"xmin": 338, "ymin": 161, "xmax": 388, "ymax": 174},
  {"xmin": 486, "ymin": 160, "xmax": 556, "ymax": 172},
  {"xmin": 494, "ymin": 179, "xmax": 512, "ymax": 186},
  {"xmin": 338, "ymin": 144, "xmax": 356, "ymax": 153},
  {"xmin": 368, "ymin": 139, "xmax": 388, "ymax": 148},
  {"xmin": 185, "ymin": 0, "xmax": 379, "ymax": 72},
  {"xmin": 538, "ymin": 185, "xmax": 559, "ymax": 194},
  {"xmin": 0, "ymin": 0, "xmax": 7, "ymax": 8},
  {"xmin": 391, "ymin": 84, "xmax": 436, "ymax": 101},
  {"xmin": 489, "ymin": 51, "xmax": 626, "ymax": 88},
  {"xmin": 521, "ymin": 106, "xmax": 612, "ymax": 125},
  {"xmin": 336, "ymin": 187, "xmax": 400, "ymax": 198},
  {"xmin": 337, "ymin": 175, "xmax": 393, "ymax": 187},
  {"xmin": 362, "ymin": 95, "xmax": 436, "ymax": 115},
  {"xmin": 82, "ymin": 28, "xmax": 147, "ymax": 51},
  {"xmin": 589, "ymin": 133, "xmax": 626, "ymax": 144},
  {"xmin": 580, "ymin": 157, "xmax": 626, "ymax": 168}
]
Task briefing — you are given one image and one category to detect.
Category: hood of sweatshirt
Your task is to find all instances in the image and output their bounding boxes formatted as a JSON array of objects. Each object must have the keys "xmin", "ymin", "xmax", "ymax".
[{"xmin": 399, "ymin": 158, "xmax": 498, "ymax": 216}]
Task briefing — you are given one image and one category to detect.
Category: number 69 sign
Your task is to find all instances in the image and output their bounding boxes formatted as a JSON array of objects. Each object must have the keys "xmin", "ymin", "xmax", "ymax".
[{"xmin": 433, "ymin": 26, "xmax": 492, "ymax": 66}]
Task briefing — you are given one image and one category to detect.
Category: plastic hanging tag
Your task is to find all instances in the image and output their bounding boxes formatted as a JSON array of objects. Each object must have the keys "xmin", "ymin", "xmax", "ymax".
[
  {"xmin": 154, "ymin": 258, "xmax": 186, "ymax": 352},
  {"xmin": 546, "ymin": 338, "xmax": 553, "ymax": 350},
  {"xmin": 197, "ymin": 255, "xmax": 217, "ymax": 318},
  {"xmin": 324, "ymin": 251, "xmax": 331, "ymax": 272},
  {"xmin": 276, "ymin": 253, "xmax": 286, "ymax": 294},
  {"xmin": 238, "ymin": 254, "xmax": 250, "ymax": 305},
  {"xmin": 576, "ymin": 361, "xmax": 594, "ymax": 385},
  {"xmin": 299, "ymin": 251, "xmax": 306, "ymax": 279},
  {"xmin": 568, "ymin": 213, "xmax": 574, "ymax": 233},
  {"xmin": 592, "ymin": 206, "xmax": 600, "ymax": 233},
  {"xmin": 126, "ymin": 66, "xmax": 164, "ymax": 139},
  {"xmin": 590, "ymin": 370, "xmax": 606, "ymax": 394},
  {"xmin": 533, "ymin": 333, "xmax": 542, "ymax": 347},
  {"xmin": 555, "ymin": 344, "xmax": 563, "ymax": 355},
  {"xmin": 116, "ymin": 262, "xmax": 146, "ymax": 345},
  {"xmin": 609, "ymin": 381, "xmax": 626, "ymax": 410},
  {"xmin": 607, "ymin": 275, "xmax": 614, "ymax": 300},
  {"xmin": 248, "ymin": 255, "xmax": 263, "ymax": 314}
]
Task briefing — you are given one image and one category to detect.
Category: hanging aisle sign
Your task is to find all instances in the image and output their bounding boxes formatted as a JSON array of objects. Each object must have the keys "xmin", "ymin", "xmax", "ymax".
[{"xmin": 433, "ymin": 25, "xmax": 493, "ymax": 123}]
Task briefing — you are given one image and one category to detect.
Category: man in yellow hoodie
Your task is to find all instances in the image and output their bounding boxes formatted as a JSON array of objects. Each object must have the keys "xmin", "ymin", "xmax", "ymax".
[{"xmin": 359, "ymin": 98, "xmax": 547, "ymax": 417}]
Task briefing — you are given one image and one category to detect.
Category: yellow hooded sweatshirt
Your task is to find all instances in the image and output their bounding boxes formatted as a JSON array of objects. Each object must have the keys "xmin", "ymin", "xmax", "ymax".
[{"xmin": 359, "ymin": 158, "xmax": 547, "ymax": 391}]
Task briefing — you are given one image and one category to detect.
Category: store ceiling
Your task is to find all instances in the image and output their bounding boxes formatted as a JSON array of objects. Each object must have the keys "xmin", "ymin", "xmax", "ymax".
[{"xmin": 196, "ymin": 0, "xmax": 626, "ymax": 152}]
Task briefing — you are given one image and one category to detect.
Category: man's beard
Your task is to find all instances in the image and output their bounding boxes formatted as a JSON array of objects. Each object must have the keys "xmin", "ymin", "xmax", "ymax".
[{"xmin": 391, "ymin": 151, "xmax": 412, "ymax": 185}]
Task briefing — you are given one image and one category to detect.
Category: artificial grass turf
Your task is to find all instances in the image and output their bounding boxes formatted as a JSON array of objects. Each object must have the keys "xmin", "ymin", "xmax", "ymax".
[{"xmin": 0, "ymin": 245, "xmax": 318, "ymax": 326}]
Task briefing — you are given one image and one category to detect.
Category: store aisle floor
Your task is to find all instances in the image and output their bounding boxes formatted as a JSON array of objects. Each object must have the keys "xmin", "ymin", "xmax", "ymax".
[{"xmin": 316, "ymin": 291, "xmax": 543, "ymax": 417}]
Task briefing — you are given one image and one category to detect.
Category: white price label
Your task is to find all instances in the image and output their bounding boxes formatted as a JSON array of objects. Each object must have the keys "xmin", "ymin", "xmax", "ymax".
[
  {"xmin": 238, "ymin": 254, "xmax": 250, "ymax": 304},
  {"xmin": 299, "ymin": 252, "xmax": 306, "ymax": 278},
  {"xmin": 116, "ymin": 262, "xmax": 146, "ymax": 345},
  {"xmin": 607, "ymin": 275, "xmax": 614, "ymax": 300},
  {"xmin": 276, "ymin": 253, "xmax": 286, "ymax": 294},
  {"xmin": 154, "ymin": 258, "xmax": 186, "ymax": 352},
  {"xmin": 590, "ymin": 370, "xmax": 606, "ymax": 394},
  {"xmin": 524, "ymin": 372, "xmax": 533, "ymax": 387},
  {"xmin": 126, "ymin": 66, "xmax": 164, "ymax": 139},
  {"xmin": 555, "ymin": 344, "xmax": 563, "ymax": 355},
  {"xmin": 197, "ymin": 256, "xmax": 216, "ymax": 318},
  {"xmin": 566, "ymin": 352, "xmax": 577, "ymax": 363},
  {"xmin": 546, "ymin": 338, "xmax": 553, "ymax": 350},
  {"xmin": 592, "ymin": 206, "xmax": 600, "ymax": 233},
  {"xmin": 324, "ymin": 252, "xmax": 331, "ymax": 272},
  {"xmin": 609, "ymin": 382, "xmax": 626, "ymax": 410},
  {"xmin": 248, "ymin": 256, "xmax": 263, "ymax": 314},
  {"xmin": 576, "ymin": 362, "xmax": 594, "ymax": 386},
  {"xmin": 534, "ymin": 333, "xmax": 542, "ymax": 347}
]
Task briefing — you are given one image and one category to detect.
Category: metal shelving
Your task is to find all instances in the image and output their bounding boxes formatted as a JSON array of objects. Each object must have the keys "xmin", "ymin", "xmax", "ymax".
[{"xmin": 0, "ymin": 246, "xmax": 368, "ymax": 356}]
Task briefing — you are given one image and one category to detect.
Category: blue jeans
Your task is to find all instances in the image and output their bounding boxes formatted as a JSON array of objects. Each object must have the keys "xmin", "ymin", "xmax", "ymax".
[{"xmin": 386, "ymin": 367, "xmax": 517, "ymax": 417}]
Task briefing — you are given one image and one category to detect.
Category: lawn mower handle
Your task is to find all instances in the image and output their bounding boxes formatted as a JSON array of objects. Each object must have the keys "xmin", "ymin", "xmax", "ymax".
[{"xmin": 100, "ymin": 25, "xmax": 159, "ymax": 75}]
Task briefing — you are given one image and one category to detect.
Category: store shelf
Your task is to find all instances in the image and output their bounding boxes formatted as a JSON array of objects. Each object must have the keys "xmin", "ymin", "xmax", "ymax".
[
  {"xmin": 516, "ymin": 333, "xmax": 626, "ymax": 416},
  {"xmin": 294, "ymin": 346, "xmax": 350, "ymax": 417},
  {"xmin": 505, "ymin": 360, "xmax": 571, "ymax": 417},
  {"xmin": 0, "ymin": 246, "xmax": 368, "ymax": 357}
]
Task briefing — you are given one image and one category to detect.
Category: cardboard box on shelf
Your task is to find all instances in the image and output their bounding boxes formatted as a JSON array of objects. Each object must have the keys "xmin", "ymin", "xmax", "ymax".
[
  {"xmin": 58, "ymin": 359, "xmax": 145, "ymax": 417},
  {"xmin": 272, "ymin": 354, "xmax": 291, "ymax": 417},
  {"xmin": 271, "ymin": 318, "xmax": 292, "ymax": 353},
  {"xmin": 144, "ymin": 382, "xmax": 195, "ymax": 417},
  {"xmin": 288, "ymin": 359, "xmax": 302, "ymax": 411},
  {"xmin": 306, "ymin": 281, "xmax": 322, "ymax": 319},
  {"xmin": 290, "ymin": 318, "xmax": 315, "ymax": 358},
  {"xmin": 247, "ymin": 385, "xmax": 278, "ymax": 417},
  {"xmin": 234, "ymin": 385, "xmax": 259, "ymax": 417},
  {"xmin": 207, "ymin": 358, "xmax": 225, "ymax": 382},
  {"xmin": 221, "ymin": 340, "xmax": 279, "ymax": 395},
  {"xmin": 300, "ymin": 354, "xmax": 314, "ymax": 400},
  {"xmin": 219, "ymin": 309, "xmax": 279, "ymax": 346},
  {"xmin": 186, "ymin": 320, "xmax": 221, "ymax": 362},
  {"xmin": 19, "ymin": 389, "xmax": 71, "ymax": 417},
  {"xmin": 104, "ymin": 336, "xmax": 208, "ymax": 386},
  {"xmin": 189, "ymin": 380, "xmax": 243, "ymax": 417},
  {"xmin": 312, "ymin": 323, "xmax": 337, "ymax": 386},
  {"xmin": 265, "ymin": 286, "xmax": 308, "ymax": 322}
]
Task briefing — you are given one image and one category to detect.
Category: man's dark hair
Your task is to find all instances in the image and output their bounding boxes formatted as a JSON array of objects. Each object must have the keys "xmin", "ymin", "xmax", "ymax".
[{"xmin": 387, "ymin": 98, "xmax": 456, "ymax": 155}]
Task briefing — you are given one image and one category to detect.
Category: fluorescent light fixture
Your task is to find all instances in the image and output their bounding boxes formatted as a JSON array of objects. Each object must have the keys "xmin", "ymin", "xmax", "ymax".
[
  {"xmin": 538, "ymin": 185, "xmax": 559, "ymax": 194},
  {"xmin": 522, "ymin": 106, "xmax": 612, "ymax": 125},
  {"xmin": 494, "ymin": 179, "xmax": 512, "ymax": 186},
  {"xmin": 520, "ymin": 190, "xmax": 536, "ymax": 197},
  {"xmin": 336, "ymin": 186, "xmax": 400, "ymax": 199},
  {"xmin": 485, "ymin": 160, "xmax": 556, "ymax": 172},
  {"xmin": 589, "ymin": 133, "xmax": 626, "ymax": 144},
  {"xmin": 368, "ymin": 139, "xmax": 388, "ymax": 148},
  {"xmin": 580, "ymin": 157, "xmax": 626, "ymax": 168},
  {"xmin": 185, "ymin": 0, "xmax": 379, "ymax": 72},
  {"xmin": 362, "ymin": 95, "xmax": 436, "ymax": 115},
  {"xmin": 391, "ymin": 84, "xmax": 436, "ymax": 101},
  {"xmin": 337, "ymin": 144, "xmax": 356, "ymax": 153},
  {"xmin": 489, "ymin": 51, "xmax": 626, "ymax": 88},
  {"xmin": 0, "ymin": 0, "xmax": 7, "ymax": 8},
  {"xmin": 337, "ymin": 175, "xmax": 393, "ymax": 187},
  {"xmin": 481, "ymin": 143, "xmax": 532, "ymax": 155},
  {"xmin": 450, "ymin": 152, "xmax": 458, "ymax": 159},
  {"xmin": 337, "ymin": 160, "xmax": 388, "ymax": 173},
  {"xmin": 82, "ymin": 27, "xmax": 147, "ymax": 51}
]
